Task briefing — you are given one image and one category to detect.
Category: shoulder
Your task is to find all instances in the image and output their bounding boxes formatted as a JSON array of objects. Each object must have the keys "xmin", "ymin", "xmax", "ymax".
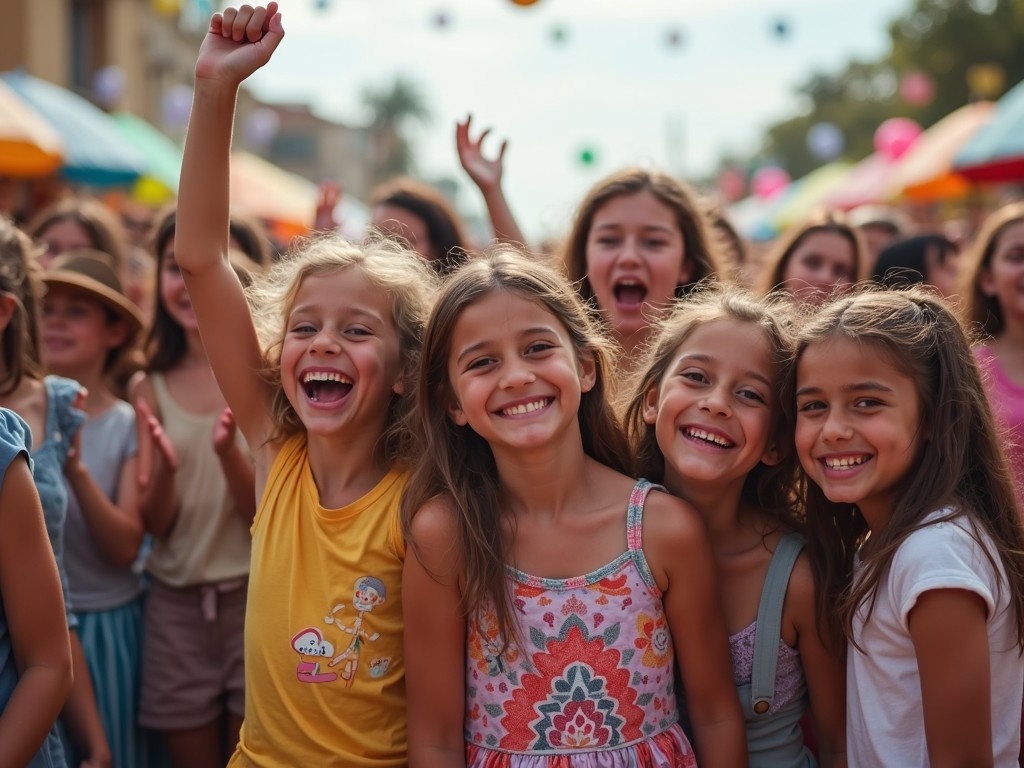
[
  {"xmin": 0, "ymin": 408, "xmax": 32, "ymax": 468},
  {"xmin": 642, "ymin": 486, "xmax": 709, "ymax": 550},
  {"xmin": 784, "ymin": 548, "xmax": 818, "ymax": 633},
  {"xmin": 405, "ymin": 495, "xmax": 462, "ymax": 582}
]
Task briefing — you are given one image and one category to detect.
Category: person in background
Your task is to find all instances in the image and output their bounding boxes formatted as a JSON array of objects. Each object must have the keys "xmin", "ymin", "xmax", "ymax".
[{"xmin": 870, "ymin": 234, "xmax": 960, "ymax": 299}]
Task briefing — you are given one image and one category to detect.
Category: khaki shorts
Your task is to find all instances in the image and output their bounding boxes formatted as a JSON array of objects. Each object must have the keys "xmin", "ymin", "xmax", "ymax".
[{"xmin": 138, "ymin": 577, "xmax": 247, "ymax": 730}]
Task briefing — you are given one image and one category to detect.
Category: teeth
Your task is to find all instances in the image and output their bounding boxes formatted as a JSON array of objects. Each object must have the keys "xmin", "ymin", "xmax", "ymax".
[
  {"xmin": 302, "ymin": 371, "xmax": 351, "ymax": 385},
  {"xmin": 685, "ymin": 427, "xmax": 732, "ymax": 447},
  {"xmin": 824, "ymin": 456, "xmax": 867, "ymax": 469},
  {"xmin": 502, "ymin": 399, "xmax": 548, "ymax": 416}
]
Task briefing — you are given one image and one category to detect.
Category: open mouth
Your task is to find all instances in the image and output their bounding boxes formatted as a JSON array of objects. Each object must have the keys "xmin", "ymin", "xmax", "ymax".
[
  {"xmin": 683, "ymin": 426, "xmax": 734, "ymax": 448},
  {"xmin": 823, "ymin": 455, "xmax": 869, "ymax": 470},
  {"xmin": 302, "ymin": 371, "xmax": 353, "ymax": 403},
  {"xmin": 613, "ymin": 279, "xmax": 647, "ymax": 309},
  {"xmin": 500, "ymin": 398, "xmax": 552, "ymax": 417}
]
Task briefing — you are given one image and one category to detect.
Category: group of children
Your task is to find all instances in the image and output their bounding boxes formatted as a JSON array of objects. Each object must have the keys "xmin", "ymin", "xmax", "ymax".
[{"xmin": 2, "ymin": 3, "xmax": 1024, "ymax": 767}]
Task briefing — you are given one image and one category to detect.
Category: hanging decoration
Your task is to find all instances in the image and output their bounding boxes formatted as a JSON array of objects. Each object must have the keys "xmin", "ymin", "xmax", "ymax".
[
  {"xmin": 161, "ymin": 84, "xmax": 193, "ymax": 131},
  {"xmin": 751, "ymin": 166, "xmax": 790, "ymax": 200},
  {"xmin": 244, "ymin": 107, "xmax": 281, "ymax": 150},
  {"xmin": 874, "ymin": 117, "xmax": 922, "ymax": 161},
  {"xmin": 899, "ymin": 70, "xmax": 935, "ymax": 107},
  {"xmin": 92, "ymin": 65, "xmax": 126, "ymax": 109},
  {"xmin": 806, "ymin": 122, "xmax": 844, "ymax": 161}
]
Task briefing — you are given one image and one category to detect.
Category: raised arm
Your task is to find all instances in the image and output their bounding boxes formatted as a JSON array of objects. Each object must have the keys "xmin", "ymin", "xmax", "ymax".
[
  {"xmin": 176, "ymin": 3, "xmax": 284, "ymax": 449},
  {"xmin": 455, "ymin": 114, "xmax": 527, "ymax": 247}
]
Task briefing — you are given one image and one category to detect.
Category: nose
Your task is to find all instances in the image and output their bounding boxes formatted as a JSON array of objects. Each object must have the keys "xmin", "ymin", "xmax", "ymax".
[
  {"xmin": 821, "ymin": 408, "xmax": 851, "ymax": 442},
  {"xmin": 309, "ymin": 329, "xmax": 340, "ymax": 356},
  {"xmin": 698, "ymin": 385, "xmax": 731, "ymax": 416},
  {"xmin": 499, "ymin": 357, "xmax": 535, "ymax": 389},
  {"xmin": 616, "ymin": 236, "xmax": 641, "ymax": 266}
]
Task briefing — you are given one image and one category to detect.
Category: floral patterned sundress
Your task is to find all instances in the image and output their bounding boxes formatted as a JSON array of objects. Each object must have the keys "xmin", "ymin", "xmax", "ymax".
[{"xmin": 465, "ymin": 480, "xmax": 697, "ymax": 767}]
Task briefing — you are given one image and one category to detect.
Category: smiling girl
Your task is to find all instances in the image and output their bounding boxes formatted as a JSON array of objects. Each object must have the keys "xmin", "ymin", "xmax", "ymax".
[{"xmin": 793, "ymin": 288, "xmax": 1024, "ymax": 766}]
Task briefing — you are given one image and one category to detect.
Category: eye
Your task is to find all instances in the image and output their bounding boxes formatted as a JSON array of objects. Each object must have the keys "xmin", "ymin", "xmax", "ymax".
[
  {"xmin": 465, "ymin": 356, "xmax": 495, "ymax": 371},
  {"xmin": 680, "ymin": 369, "xmax": 708, "ymax": 384},
  {"xmin": 854, "ymin": 397, "xmax": 883, "ymax": 408},
  {"xmin": 290, "ymin": 323, "xmax": 316, "ymax": 335},
  {"xmin": 345, "ymin": 327, "xmax": 372, "ymax": 338},
  {"xmin": 797, "ymin": 399, "xmax": 826, "ymax": 413},
  {"xmin": 737, "ymin": 388, "xmax": 766, "ymax": 404},
  {"xmin": 596, "ymin": 236, "xmax": 621, "ymax": 247},
  {"xmin": 643, "ymin": 239, "xmax": 669, "ymax": 249},
  {"xmin": 526, "ymin": 341, "xmax": 554, "ymax": 355}
]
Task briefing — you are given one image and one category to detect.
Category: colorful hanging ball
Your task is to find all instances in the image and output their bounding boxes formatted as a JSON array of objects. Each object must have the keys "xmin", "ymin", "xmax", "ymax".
[
  {"xmin": 967, "ymin": 63, "xmax": 1005, "ymax": 98},
  {"xmin": 509, "ymin": 0, "xmax": 542, "ymax": 6},
  {"xmin": 898, "ymin": 70, "xmax": 935, "ymax": 107},
  {"xmin": 152, "ymin": 0, "xmax": 181, "ymax": 17},
  {"xmin": 806, "ymin": 122, "xmax": 844, "ymax": 161},
  {"xmin": 244, "ymin": 107, "xmax": 281, "ymax": 150},
  {"xmin": 751, "ymin": 166, "xmax": 790, "ymax": 201},
  {"xmin": 873, "ymin": 117, "xmax": 922, "ymax": 162},
  {"xmin": 92, "ymin": 65, "xmax": 126, "ymax": 108},
  {"xmin": 772, "ymin": 18, "xmax": 790, "ymax": 39},
  {"xmin": 578, "ymin": 147, "xmax": 598, "ymax": 166},
  {"xmin": 161, "ymin": 84, "xmax": 193, "ymax": 131}
]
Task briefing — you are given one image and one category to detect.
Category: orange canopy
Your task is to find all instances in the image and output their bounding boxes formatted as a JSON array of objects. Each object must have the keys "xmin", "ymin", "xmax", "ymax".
[{"xmin": 0, "ymin": 79, "xmax": 63, "ymax": 177}]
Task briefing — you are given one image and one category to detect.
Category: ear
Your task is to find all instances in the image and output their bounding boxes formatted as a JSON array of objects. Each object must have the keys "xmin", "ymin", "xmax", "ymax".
[
  {"xmin": 761, "ymin": 443, "xmax": 783, "ymax": 467},
  {"xmin": 391, "ymin": 378, "xmax": 405, "ymax": 396},
  {"xmin": 448, "ymin": 400, "xmax": 468, "ymax": 426},
  {"xmin": 978, "ymin": 266, "xmax": 997, "ymax": 297},
  {"xmin": 0, "ymin": 293, "xmax": 16, "ymax": 333},
  {"xmin": 577, "ymin": 350, "xmax": 597, "ymax": 394},
  {"xmin": 642, "ymin": 385, "xmax": 660, "ymax": 425}
]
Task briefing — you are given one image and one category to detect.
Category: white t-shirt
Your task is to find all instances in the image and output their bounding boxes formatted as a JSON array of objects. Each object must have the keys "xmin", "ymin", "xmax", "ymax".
[{"xmin": 847, "ymin": 509, "xmax": 1023, "ymax": 767}]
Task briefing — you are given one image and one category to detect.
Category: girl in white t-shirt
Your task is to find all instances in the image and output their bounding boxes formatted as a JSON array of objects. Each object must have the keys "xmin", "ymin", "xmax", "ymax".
[{"xmin": 792, "ymin": 286, "xmax": 1024, "ymax": 767}]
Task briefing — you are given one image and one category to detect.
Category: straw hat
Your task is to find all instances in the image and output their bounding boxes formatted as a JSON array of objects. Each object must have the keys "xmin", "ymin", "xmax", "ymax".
[{"xmin": 42, "ymin": 250, "xmax": 144, "ymax": 339}]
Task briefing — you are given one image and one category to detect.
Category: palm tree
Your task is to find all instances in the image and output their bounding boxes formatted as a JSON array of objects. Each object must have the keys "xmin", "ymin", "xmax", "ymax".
[{"xmin": 362, "ymin": 76, "xmax": 431, "ymax": 185}]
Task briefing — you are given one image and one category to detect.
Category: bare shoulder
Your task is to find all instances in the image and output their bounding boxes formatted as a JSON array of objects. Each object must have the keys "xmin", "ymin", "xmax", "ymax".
[
  {"xmin": 783, "ymin": 549, "xmax": 818, "ymax": 642},
  {"xmin": 642, "ymin": 488, "xmax": 709, "ymax": 552},
  {"xmin": 406, "ymin": 496, "xmax": 462, "ymax": 580}
]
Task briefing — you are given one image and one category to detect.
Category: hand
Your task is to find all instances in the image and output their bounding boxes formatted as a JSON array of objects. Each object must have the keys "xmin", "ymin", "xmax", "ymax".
[
  {"xmin": 195, "ymin": 2, "xmax": 285, "ymax": 85},
  {"xmin": 64, "ymin": 388, "xmax": 88, "ymax": 476},
  {"xmin": 133, "ymin": 397, "xmax": 178, "ymax": 488},
  {"xmin": 314, "ymin": 180, "xmax": 343, "ymax": 233},
  {"xmin": 212, "ymin": 407, "xmax": 238, "ymax": 457},
  {"xmin": 455, "ymin": 114, "xmax": 508, "ymax": 193}
]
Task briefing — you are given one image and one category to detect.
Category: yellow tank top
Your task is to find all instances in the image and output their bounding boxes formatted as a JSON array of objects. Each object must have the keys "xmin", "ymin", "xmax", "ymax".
[{"xmin": 230, "ymin": 434, "xmax": 407, "ymax": 767}]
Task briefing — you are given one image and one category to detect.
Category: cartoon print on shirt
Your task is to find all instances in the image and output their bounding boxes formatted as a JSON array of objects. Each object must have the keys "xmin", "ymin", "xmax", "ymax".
[
  {"xmin": 325, "ymin": 575, "xmax": 386, "ymax": 686},
  {"xmin": 291, "ymin": 627, "xmax": 338, "ymax": 683}
]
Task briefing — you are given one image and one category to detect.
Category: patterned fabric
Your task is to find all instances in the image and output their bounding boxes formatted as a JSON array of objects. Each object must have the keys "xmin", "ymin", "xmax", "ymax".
[
  {"xmin": 465, "ymin": 480, "xmax": 696, "ymax": 767},
  {"xmin": 729, "ymin": 623, "xmax": 802, "ymax": 716}
]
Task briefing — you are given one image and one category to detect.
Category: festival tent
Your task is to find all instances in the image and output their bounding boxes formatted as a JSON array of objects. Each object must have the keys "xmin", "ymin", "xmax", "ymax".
[
  {"xmin": 230, "ymin": 150, "xmax": 317, "ymax": 238},
  {"xmin": 888, "ymin": 101, "xmax": 994, "ymax": 201},
  {"xmin": 773, "ymin": 161, "xmax": 853, "ymax": 229},
  {"xmin": 1, "ymin": 70, "xmax": 146, "ymax": 187},
  {"xmin": 822, "ymin": 153, "xmax": 894, "ymax": 210},
  {"xmin": 954, "ymin": 78, "xmax": 1024, "ymax": 183},
  {"xmin": 0, "ymin": 79, "xmax": 64, "ymax": 177}
]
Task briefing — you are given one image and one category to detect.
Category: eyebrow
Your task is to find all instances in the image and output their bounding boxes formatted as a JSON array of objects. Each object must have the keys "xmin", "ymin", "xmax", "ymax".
[
  {"xmin": 456, "ymin": 326, "xmax": 557, "ymax": 364},
  {"xmin": 677, "ymin": 352, "xmax": 772, "ymax": 388},
  {"xmin": 592, "ymin": 222, "xmax": 674, "ymax": 234},
  {"xmin": 795, "ymin": 381, "xmax": 895, "ymax": 397},
  {"xmin": 289, "ymin": 305, "xmax": 384, "ymax": 324}
]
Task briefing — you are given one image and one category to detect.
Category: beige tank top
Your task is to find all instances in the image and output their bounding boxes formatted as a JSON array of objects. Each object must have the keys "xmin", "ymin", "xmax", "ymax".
[{"xmin": 145, "ymin": 373, "xmax": 251, "ymax": 586}]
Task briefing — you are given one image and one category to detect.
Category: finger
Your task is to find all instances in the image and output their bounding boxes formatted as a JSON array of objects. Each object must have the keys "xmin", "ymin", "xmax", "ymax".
[
  {"xmin": 264, "ymin": 4, "xmax": 285, "ymax": 48},
  {"xmin": 231, "ymin": 5, "xmax": 254, "ymax": 42},
  {"xmin": 220, "ymin": 7, "xmax": 238, "ymax": 38},
  {"xmin": 498, "ymin": 139, "xmax": 508, "ymax": 161},
  {"xmin": 210, "ymin": 12, "xmax": 224, "ymax": 35},
  {"xmin": 248, "ymin": 5, "xmax": 268, "ymax": 42},
  {"xmin": 478, "ymin": 128, "xmax": 492, "ymax": 147}
]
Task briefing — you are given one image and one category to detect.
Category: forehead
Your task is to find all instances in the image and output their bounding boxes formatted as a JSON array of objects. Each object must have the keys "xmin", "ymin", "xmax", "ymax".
[
  {"xmin": 291, "ymin": 268, "xmax": 393, "ymax": 320},
  {"xmin": 791, "ymin": 230, "xmax": 854, "ymax": 258},
  {"xmin": 994, "ymin": 220, "xmax": 1024, "ymax": 250},
  {"xmin": 591, "ymin": 190, "xmax": 679, "ymax": 230}
]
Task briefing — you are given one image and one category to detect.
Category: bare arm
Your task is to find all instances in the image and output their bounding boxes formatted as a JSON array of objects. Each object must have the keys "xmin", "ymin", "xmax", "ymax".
[
  {"xmin": 129, "ymin": 381, "xmax": 179, "ymax": 540},
  {"xmin": 176, "ymin": 3, "xmax": 284, "ymax": 450},
  {"xmin": 404, "ymin": 499, "xmax": 466, "ymax": 768},
  {"xmin": 0, "ymin": 456, "xmax": 73, "ymax": 767},
  {"xmin": 64, "ymin": 443, "xmax": 143, "ymax": 569},
  {"xmin": 647, "ymin": 493, "xmax": 747, "ymax": 767},
  {"xmin": 60, "ymin": 631, "xmax": 111, "ymax": 768},
  {"xmin": 212, "ymin": 408, "xmax": 256, "ymax": 524},
  {"xmin": 455, "ymin": 114, "xmax": 527, "ymax": 246},
  {"xmin": 909, "ymin": 588, "xmax": 993, "ymax": 768},
  {"xmin": 788, "ymin": 554, "xmax": 846, "ymax": 768}
]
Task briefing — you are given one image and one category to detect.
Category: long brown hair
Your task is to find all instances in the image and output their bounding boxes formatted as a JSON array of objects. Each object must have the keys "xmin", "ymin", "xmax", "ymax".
[
  {"xmin": 401, "ymin": 248, "xmax": 632, "ymax": 648},
  {"xmin": 795, "ymin": 287, "xmax": 1024, "ymax": 652},
  {"xmin": 0, "ymin": 216, "xmax": 43, "ymax": 394},
  {"xmin": 959, "ymin": 201, "xmax": 1024, "ymax": 338}
]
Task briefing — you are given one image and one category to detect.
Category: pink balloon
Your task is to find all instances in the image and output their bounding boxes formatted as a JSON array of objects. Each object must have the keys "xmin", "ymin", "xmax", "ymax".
[
  {"xmin": 874, "ymin": 117, "xmax": 922, "ymax": 162},
  {"xmin": 899, "ymin": 71, "xmax": 934, "ymax": 107},
  {"xmin": 751, "ymin": 166, "xmax": 790, "ymax": 201}
]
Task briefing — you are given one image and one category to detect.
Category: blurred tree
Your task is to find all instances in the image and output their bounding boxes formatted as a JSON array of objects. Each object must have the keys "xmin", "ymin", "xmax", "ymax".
[
  {"xmin": 750, "ymin": 0, "xmax": 1024, "ymax": 179},
  {"xmin": 362, "ymin": 76, "xmax": 431, "ymax": 185}
]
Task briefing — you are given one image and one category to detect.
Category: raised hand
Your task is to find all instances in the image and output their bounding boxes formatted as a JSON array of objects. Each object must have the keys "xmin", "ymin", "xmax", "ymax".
[
  {"xmin": 195, "ymin": 2, "xmax": 285, "ymax": 85},
  {"xmin": 212, "ymin": 406, "xmax": 238, "ymax": 456},
  {"xmin": 314, "ymin": 180, "xmax": 343, "ymax": 233},
  {"xmin": 133, "ymin": 396, "xmax": 178, "ymax": 488},
  {"xmin": 456, "ymin": 114, "xmax": 508, "ymax": 194}
]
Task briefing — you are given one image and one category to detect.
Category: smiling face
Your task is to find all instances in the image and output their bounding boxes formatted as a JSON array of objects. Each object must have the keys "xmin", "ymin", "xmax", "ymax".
[
  {"xmin": 643, "ymin": 319, "xmax": 778, "ymax": 496},
  {"xmin": 446, "ymin": 289, "xmax": 595, "ymax": 459},
  {"xmin": 279, "ymin": 268, "xmax": 404, "ymax": 440},
  {"xmin": 158, "ymin": 244, "xmax": 198, "ymax": 332},
  {"xmin": 40, "ymin": 284, "xmax": 126, "ymax": 377},
  {"xmin": 795, "ymin": 335, "xmax": 923, "ymax": 528},
  {"xmin": 781, "ymin": 230, "xmax": 857, "ymax": 305},
  {"xmin": 980, "ymin": 220, "xmax": 1024, "ymax": 326},
  {"xmin": 585, "ymin": 190, "xmax": 691, "ymax": 344}
]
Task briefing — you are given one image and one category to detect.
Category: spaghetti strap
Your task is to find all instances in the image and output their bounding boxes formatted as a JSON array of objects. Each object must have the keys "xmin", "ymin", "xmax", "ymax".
[
  {"xmin": 750, "ymin": 532, "xmax": 805, "ymax": 717},
  {"xmin": 626, "ymin": 479, "xmax": 655, "ymax": 552}
]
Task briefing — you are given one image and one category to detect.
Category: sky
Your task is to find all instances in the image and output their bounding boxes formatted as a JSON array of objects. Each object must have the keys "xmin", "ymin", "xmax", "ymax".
[{"xmin": 243, "ymin": 0, "xmax": 909, "ymax": 242}]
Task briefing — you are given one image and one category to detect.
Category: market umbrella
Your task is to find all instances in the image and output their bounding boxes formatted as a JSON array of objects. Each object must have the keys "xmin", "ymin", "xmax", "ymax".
[
  {"xmin": 954, "ymin": 79, "xmax": 1024, "ymax": 183},
  {"xmin": 111, "ymin": 111, "xmax": 182, "ymax": 204},
  {"xmin": 1, "ymin": 70, "xmax": 146, "ymax": 187},
  {"xmin": 773, "ymin": 162, "xmax": 852, "ymax": 229},
  {"xmin": 823, "ymin": 153, "xmax": 894, "ymax": 210},
  {"xmin": 0, "ymin": 79, "xmax": 64, "ymax": 176},
  {"xmin": 230, "ymin": 150, "xmax": 316, "ymax": 237},
  {"xmin": 889, "ymin": 101, "xmax": 993, "ymax": 201}
]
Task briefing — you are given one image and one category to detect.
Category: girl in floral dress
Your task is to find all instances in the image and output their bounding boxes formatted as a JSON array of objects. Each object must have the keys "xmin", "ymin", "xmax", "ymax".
[{"xmin": 402, "ymin": 250, "xmax": 745, "ymax": 767}]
